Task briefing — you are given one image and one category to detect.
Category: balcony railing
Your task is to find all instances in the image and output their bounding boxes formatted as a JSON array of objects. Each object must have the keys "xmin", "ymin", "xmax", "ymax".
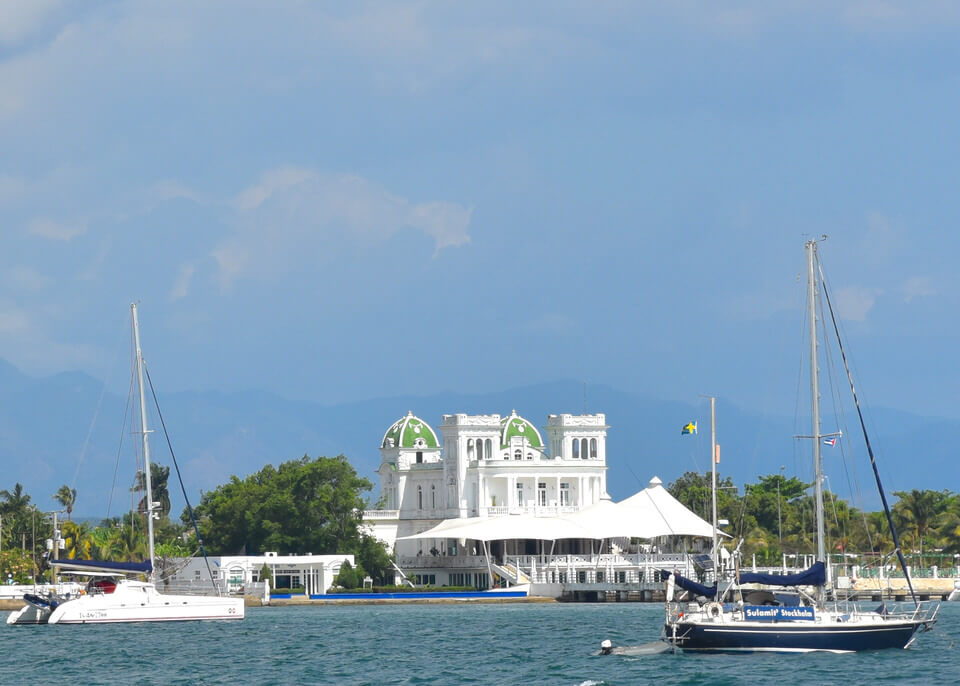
[
  {"xmin": 398, "ymin": 555, "xmax": 489, "ymax": 569},
  {"xmin": 474, "ymin": 505, "xmax": 579, "ymax": 517},
  {"xmin": 363, "ymin": 509, "xmax": 400, "ymax": 520}
]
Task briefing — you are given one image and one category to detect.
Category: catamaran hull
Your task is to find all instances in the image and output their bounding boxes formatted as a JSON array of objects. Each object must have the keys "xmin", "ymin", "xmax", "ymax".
[
  {"xmin": 48, "ymin": 595, "xmax": 244, "ymax": 624},
  {"xmin": 6, "ymin": 604, "xmax": 52, "ymax": 625},
  {"xmin": 668, "ymin": 620, "xmax": 922, "ymax": 653}
]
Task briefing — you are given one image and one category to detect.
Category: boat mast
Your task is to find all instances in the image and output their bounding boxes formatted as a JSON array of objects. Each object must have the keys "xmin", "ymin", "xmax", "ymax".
[
  {"xmin": 710, "ymin": 397, "xmax": 718, "ymax": 574},
  {"xmin": 131, "ymin": 302, "xmax": 156, "ymax": 579},
  {"xmin": 806, "ymin": 240, "xmax": 826, "ymax": 591}
]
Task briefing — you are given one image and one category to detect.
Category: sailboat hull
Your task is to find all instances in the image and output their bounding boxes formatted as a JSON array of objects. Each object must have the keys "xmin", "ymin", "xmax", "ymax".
[{"xmin": 669, "ymin": 619, "xmax": 921, "ymax": 653}]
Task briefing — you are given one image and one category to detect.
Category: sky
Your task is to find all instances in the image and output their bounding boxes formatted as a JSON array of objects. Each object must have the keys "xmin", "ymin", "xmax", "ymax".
[{"xmin": 1, "ymin": 0, "xmax": 959, "ymax": 422}]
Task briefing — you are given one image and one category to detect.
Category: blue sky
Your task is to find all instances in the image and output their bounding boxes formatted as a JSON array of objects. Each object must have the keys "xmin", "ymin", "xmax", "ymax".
[{"xmin": 1, "ymin": 1, "xmax": 959, "ymax": 420}]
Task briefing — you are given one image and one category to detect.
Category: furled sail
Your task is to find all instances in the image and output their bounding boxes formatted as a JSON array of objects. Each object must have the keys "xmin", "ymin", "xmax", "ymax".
[{"xmin": 738, "ymin": 561, "xmax": 825, "ymax": 587}]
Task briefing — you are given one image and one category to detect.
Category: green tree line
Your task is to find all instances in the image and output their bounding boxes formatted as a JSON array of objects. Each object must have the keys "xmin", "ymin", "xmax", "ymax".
[
  {"xmin": 668, "ymin": 471, "xmax": 960, "ymax": 567},
  {"xmin": 1, "ymin": 455, "xmax": 393, "ymax": 587}
]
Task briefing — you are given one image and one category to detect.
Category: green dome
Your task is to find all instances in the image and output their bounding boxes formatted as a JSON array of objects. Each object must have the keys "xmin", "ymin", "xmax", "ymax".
[
  {"xmin": 500, "ymin": 411, "xmax": 543, "ymax": 449},
  {"xmin": 381, "ymin": 411, "xmax": 439, "ymax": 449}
]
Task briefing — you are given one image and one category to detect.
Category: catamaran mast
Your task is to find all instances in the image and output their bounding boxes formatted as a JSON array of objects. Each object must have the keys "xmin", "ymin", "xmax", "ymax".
[
  {"xmin": 806, "ymin": 240, "xmax": 826, "ymax": 594},
  {"xmin": 131, "ymin": 302, "xmax": 156, "ymax": 579}
]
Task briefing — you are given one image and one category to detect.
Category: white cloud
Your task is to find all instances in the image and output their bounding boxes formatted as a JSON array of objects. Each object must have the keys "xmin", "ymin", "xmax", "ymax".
[
  {"xmin": 233, "ymin": 167, "xmax": 317, "ymax": 212},
  {"xmin": 0, "ymin": 0, "xmax": 63, "ymax": 46},
  {"xmin": 151, "ymin": 179, "xmax": 207, "ymax": 205},
  {"xmin": 0, "ymin": 307, "xmax": 30, "ymax": 333},
  {"xmin": 169, "ymin": 263, "xmax": 196, "ymax": 300},
  {"xmin": 902, "ymin": 276, "xmax": 935, "ymax": 303},
  {"xmin": 214, "ymin": 167, "xmax": 471, "ymax": 288},
  {"xmin": 5, "ymin": 265, "xmax": 52, "ymax": 291},
  {"xmin": 27, "ymin": 216, "xmax": 86, "ymax": 241},
  {"xmin": 834, "ymin": 286, "xmax": 881, "ymax": 322}
]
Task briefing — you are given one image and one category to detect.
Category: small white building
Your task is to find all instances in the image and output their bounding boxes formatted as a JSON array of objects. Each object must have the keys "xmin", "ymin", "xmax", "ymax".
[
  {"xmin": 363, "ymin": 410, "xmax": 609, "ymax": 587},
  {"xmin": 169, "ymin": 553, "xmax": 353, "ymax": 596}
]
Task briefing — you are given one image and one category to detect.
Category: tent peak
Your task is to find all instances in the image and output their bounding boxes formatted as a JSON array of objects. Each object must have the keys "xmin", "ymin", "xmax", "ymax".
[{"xmin": 649, "ymin": 475, "xmax": 663, "ymax": 486}]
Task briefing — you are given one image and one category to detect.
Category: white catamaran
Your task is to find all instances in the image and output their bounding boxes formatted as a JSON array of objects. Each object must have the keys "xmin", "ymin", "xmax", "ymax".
[
  {"xmin": 8, "ymin": 303, "xmax": 244, "ymax": 625},
  {"xmin": 660, "ymin": 238, "xmax": 938, "ymax": 652}
]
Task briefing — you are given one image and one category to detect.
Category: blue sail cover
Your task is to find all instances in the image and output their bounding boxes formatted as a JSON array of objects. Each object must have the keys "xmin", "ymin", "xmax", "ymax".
[
  {"xmin": 739, "ymin": 561, "xmax": 825, "ymax": 587},
  {"xmin": 51, "ymin": 559, "xmax": 153, "ymax": 574},
  {"xmin": 662, "ymin": 570, "xmax": 717, "ymax": 598}
]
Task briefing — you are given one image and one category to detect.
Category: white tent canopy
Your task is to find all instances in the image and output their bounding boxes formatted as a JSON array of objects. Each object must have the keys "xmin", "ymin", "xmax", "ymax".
[
  {"xmin": 614, "ymin": 476, "xmax": 718, "ymax": 539},
  {"xmin": 398, "ymin": 475, "xmax": 719, "ymax": 543},
  {"xmin": 400, "ymin": 514, "xmax": 594, "ymax": 542}
]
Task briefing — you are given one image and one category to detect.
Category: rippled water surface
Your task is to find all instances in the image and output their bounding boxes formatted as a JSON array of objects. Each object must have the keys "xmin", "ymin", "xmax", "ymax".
[{"xmin": 3, "ymin": 602, "xmax": 958, "ymax": 685}]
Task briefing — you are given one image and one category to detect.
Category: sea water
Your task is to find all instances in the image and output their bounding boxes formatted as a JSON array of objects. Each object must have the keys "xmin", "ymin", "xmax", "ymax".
[{"xmin": 2, "ymin": 602, "xmax": 957, "ymax": 685}]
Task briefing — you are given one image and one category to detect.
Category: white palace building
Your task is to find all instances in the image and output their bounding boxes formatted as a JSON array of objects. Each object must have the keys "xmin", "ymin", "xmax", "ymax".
[{"xmin": 363, "ymin": 410, "xmax": 612, "ymax": 588}]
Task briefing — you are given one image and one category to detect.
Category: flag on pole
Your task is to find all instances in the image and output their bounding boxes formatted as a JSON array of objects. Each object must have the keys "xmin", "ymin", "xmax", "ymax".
[
  {"xmin": 715, "ymin": 444, "xmax": 721, "ymax": 464},
  {"xmin": 681, "ymin": 422, "xmax": 697, "ymax": 435},
  {"xmin": 823, "ymin": 437, "xmax": 837, "ymax": 447}
]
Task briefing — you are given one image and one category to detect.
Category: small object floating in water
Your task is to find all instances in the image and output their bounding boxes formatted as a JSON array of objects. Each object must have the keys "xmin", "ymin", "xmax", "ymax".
[{"xmin": 599, "ymin": 640, "xmax": 671, "ymax": 656}]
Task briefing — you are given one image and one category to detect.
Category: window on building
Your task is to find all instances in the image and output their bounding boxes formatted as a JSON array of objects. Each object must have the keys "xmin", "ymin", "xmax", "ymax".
[
  {"xmin": 580, "ymin": 438, "xmax": 588, "ymax": 459},
  {"xmin": 590, "ymin": 438, "xmax": 598, "ymax": 459},
  {"xmin": 476, "ymin": 439, "xmax": 484, "ymax": 460},
  {"xmin": 485, "ymin": 439, "xmax": 492, "ymax": 459},
  {"xmin": 512, "ymin": 448, "xmax": 520, "ymax": 460},
  {"xmin": 578, "ymin": 571, "xmax": 587, "ymax": 583},
  {"xmin": 526, "ymin": 452, "xmax": 533, "ymax": 460},
  {"xmin": 417, "ymin": 485, "xmax": 423, "ymax": 509},
  {"xmin": 596, "ymin": 571, "xmax": 605, "ymax": 583},
  {"xmin": 416, "ymin": 451, "xmax": 423, "ymax": 463},
  {"xmin": 467, "ymin": 439, "xmax": 475, "ymax": 460},
  {"xmin": 560, "ymin": 482, "xmax": 570, "ymax": 506},
  {"xmin": 538, "ymin": 482, "xmax": 547, "ymax": 507},
  {"xmin": 431, "ymin": 484, "xmax": 436, "ymax": 509},
  {"xmin": 516, "ymin": 482, "xmax": 524, "ymax": 506},
  {"xmin": 572, "ymin": 438, "xmax": 579, "ymax": 458}
]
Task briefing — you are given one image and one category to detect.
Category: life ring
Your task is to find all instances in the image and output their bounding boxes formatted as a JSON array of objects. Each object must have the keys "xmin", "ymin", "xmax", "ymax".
[{"xmin": 705, "ymin": 601, "xmax": 723, "ymax": 619}]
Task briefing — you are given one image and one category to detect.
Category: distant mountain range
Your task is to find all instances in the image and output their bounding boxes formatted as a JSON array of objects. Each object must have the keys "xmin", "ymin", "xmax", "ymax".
[{"xmin": 0, "ymin": 357, "xmax": 952, "ymax": 519}]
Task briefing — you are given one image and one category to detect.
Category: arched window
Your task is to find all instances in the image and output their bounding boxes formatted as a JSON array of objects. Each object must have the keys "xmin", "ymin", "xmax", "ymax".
[
  {"xmin": 417, "ymin": 486, "xmax": 423, "ymax": 509},
  {"xmin": 485, "ymin": 439, "xmax": 492, "ymax": 458},
  {"xmin": 572, "ymin": 438, "xmax": 579, "ymax": 459},
  {"xmin": 467, "ymin": 439, "xmax": 475, "ymax": 460},
  {"xmin": 477, "ymin": 439, "xmax": 484, "ymax": 460},
  {"xmin": 590, "ymin": 438, "xmax": 598, "ymax": 459},
  {"xmin": 580, "ymin": 438, "xmax": 588, "ymax": 460},
  {"xmin": 514, "ymin": 448, "xmax": 522, "ymax": 461},
  {"xmin": 431, "ymin": 484, "xmax": 436, "ymax": 509}
]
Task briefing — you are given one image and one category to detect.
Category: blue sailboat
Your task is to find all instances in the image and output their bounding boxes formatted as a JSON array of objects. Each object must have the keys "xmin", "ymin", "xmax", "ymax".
[{"xmin": 662, "ymin": 238, "xmax": 939, "ymax": 653}]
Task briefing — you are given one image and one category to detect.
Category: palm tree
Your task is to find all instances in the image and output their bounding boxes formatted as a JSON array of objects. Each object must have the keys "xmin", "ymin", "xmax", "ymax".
[
  {"xmin": 0, "ymin": 483, "xmax": 31, "ymax": 513},
  {"xmin": 53, "ymin": 485, "xmax": 78, "ymax": 520},
  {"xmin": 893, "ymin": 490, "xmax": 949, "ymax": 566},
  {"xmin": 1, "ymin": 483, "xmax": 35, "ymax": 550},
  {"xmin": 132, "ymin": 463, "xmax": 171, "ymax": 519},
  {"xmin": 61, "ymin": 520, "xmax": 92, "ymax": 560}
]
